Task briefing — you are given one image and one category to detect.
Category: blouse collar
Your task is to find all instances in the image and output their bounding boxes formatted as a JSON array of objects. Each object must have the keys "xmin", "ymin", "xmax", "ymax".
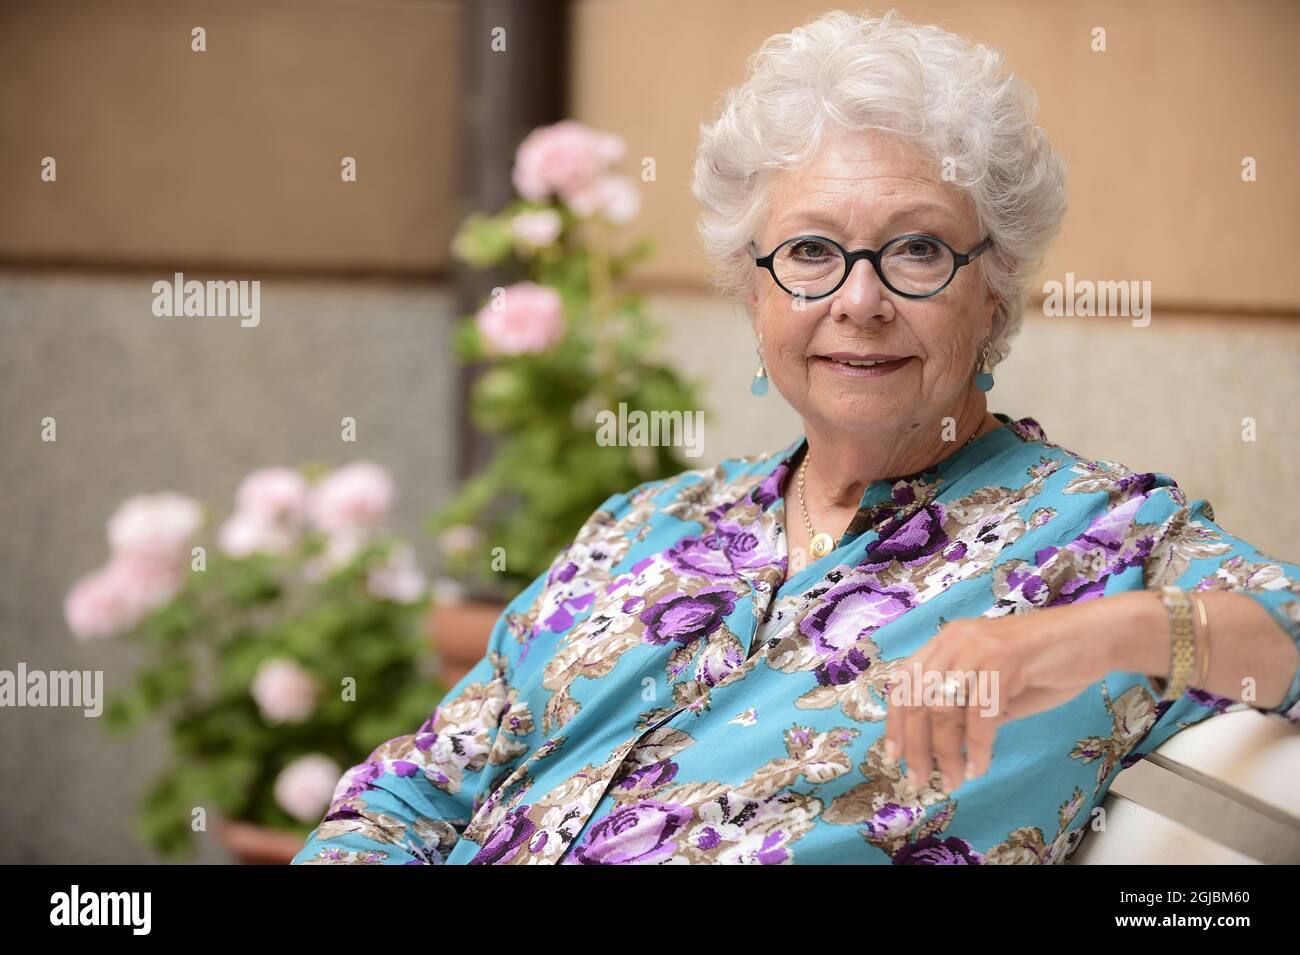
[{"xmin": 747, "ymin": 413, "xmax": 1043, "ymax": 548}]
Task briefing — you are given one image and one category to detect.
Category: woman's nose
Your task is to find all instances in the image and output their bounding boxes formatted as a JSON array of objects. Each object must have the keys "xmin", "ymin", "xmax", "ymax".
[{"xmin": 831, "ymin": 257, "xmax": 893, "ymax": 322}]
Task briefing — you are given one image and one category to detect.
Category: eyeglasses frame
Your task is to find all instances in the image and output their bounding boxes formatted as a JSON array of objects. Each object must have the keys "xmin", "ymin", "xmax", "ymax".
[{"xmin": 750, "ymin": 232, "xmax": 993, "ymax": 301}]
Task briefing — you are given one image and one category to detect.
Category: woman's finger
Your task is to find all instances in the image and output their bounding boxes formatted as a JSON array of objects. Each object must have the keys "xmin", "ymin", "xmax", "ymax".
[
  {"xmin": 901, "ymin": 703, "xmax": 933, "ymax": 792},
  {"xmin": 963, "ymin": 698, "xmax": 1001, "ymax": 778},
  {"xmin": 929, "ymin": 702, "xmax": 967, "ymax": 792}
]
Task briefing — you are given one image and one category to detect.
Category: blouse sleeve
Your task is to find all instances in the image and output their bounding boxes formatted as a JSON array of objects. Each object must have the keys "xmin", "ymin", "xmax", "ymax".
[
  {"xmin": 290, "ymin": 486, "xmax": 640, "ymax": 865},
  {"xmin": 290, "ymin": 568, "xmax": 550, "ymax": 865},
  {"xmin": 1136, "ymin": 482, "xmax": 1300, "ymax": 721}
]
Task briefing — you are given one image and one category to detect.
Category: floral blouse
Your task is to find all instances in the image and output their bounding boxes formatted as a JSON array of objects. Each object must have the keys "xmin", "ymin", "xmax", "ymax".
[{"xmin": 292, "ymin": 413, "xmax": 1300, "ymax": 865}]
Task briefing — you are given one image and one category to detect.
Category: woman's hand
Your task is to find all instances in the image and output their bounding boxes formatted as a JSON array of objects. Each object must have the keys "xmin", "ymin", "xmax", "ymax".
[{"xmin": 881, "ymin": 592, "xmax": 1165, "ymax": 793}]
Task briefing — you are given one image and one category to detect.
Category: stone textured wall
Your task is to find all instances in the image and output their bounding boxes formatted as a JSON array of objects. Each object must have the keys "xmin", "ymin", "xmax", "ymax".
[{"xmin": 0, "ymin": 273, "xmax": 459, "ymax": 861}]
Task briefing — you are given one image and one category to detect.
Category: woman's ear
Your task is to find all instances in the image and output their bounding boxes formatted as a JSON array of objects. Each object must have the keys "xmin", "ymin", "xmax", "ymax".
[{"xmin": 984, "ymin": 245, "xmax": 1013, "ymax": 310}]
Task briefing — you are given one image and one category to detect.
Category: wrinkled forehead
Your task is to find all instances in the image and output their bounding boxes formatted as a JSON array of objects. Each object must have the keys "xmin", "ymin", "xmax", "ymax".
[{"xmin": 762, "ymin": 128, "xmax": 977, "ymax": 244}]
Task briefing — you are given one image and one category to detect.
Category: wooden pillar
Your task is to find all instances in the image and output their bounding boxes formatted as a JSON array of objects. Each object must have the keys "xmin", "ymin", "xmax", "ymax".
[{"xmin": 453, "ymin": 0, "xmax": 570, "ymax": 481}]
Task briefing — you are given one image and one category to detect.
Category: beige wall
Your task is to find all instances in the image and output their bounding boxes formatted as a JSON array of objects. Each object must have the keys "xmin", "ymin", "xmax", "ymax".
[
  {"xmin": 0, "ymin": 0, "xmax": 462, "ymax": 272},
  {"xmin": 572, "ymin": 0, "xmax": 1300, "ymax": 311},
  {"xmin": 7, "ymin": 0, "xmax": 1295, "ymax": 302}
]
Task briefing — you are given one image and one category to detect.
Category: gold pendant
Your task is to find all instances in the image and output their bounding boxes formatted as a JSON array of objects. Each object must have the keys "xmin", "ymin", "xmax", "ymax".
[{"xmin": 809, "ymin": 532, "xmax": 835, "ymax": 559}]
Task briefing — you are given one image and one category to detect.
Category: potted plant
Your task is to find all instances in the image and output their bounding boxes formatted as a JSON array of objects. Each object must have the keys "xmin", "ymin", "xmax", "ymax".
[
  {"xmin": 64, "ymin": 463, "xmax": 437, "ymax": 863},
  {"xmin": 428, "ymin": 120, "xmax": 708, "ymax": 666}
]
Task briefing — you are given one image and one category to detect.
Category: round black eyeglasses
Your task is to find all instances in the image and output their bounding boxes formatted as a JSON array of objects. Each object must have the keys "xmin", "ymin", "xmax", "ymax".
[{"xmin": 750, "ymin": 233, "xmax": 993, "ymax": 301}]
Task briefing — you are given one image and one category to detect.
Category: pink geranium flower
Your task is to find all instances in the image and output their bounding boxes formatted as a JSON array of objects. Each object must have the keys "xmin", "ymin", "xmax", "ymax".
[
  {"xmin": 512, "ymin": 120, "xmax": 626, "ymax": 205},
  {"xmin": 476, "ymin": 282, "xmax": 565, "ymax": 356},
  {"xmin": 63, "ymin": 555, "xmax": 184, "ymax": 640},
  {"xmin": 307, "ymin": 462, "xmax": 394, "ymax": 536},
  {"xmin": 106, "ymin": 493, "xmax": 203, "ymax": 563}
]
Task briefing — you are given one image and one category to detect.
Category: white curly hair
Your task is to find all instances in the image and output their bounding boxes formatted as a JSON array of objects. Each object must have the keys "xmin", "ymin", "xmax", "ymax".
[{"xmin": 691, "ymin": 8, "xmax": 1067, "ymax": 368}]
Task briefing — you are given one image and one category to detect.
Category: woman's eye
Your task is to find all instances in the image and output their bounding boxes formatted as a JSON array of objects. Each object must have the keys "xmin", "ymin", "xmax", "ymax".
[
  {"xmin": 901, "ymin": 239, "xmax": 941, "ymax": 258},
  {"xmin": 789, "ymin": 240, "xmax": 833, "ymax": 259}
]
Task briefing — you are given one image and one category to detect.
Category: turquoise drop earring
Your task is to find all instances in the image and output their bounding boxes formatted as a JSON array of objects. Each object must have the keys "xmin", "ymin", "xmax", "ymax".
[
  {"xmin": 750, "ymin": 336, "xmax": 769, "ymax": 396},
  {"xmin": 975, "ymin": 338, "xmax": 995, "ymax": 392}
]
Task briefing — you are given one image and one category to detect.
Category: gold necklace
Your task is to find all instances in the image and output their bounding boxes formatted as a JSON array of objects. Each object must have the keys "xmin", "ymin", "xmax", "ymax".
[
  {"xmin": 797, "ymin": 425, "xmax": 984, "ymax": 562},
  {"xmin": 796, "ymin": 450, "xmax": 838, "ymax": 560}
]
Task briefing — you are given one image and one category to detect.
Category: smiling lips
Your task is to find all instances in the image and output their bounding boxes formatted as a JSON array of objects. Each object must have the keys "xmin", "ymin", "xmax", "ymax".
[{"xmin": 813, "ymin": 352, "xmax": 914, "ymax": 377}]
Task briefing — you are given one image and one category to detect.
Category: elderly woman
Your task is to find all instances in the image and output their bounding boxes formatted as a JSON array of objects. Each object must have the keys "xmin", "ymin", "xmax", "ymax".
[{"xmin": 293, "ymin": 10, "xmax": 1300, "ymax": 865}]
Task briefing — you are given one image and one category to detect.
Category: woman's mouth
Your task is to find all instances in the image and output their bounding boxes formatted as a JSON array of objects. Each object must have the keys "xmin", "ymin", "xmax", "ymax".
[{"xmin": 813, "ymin": 354, "xmax": 914, "ymax": 378}]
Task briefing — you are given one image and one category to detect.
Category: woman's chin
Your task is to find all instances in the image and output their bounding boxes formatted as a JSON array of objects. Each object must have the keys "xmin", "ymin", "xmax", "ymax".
[{"xmin": 805, "ymin": 407, "xmax": 914, "ymax": 436}]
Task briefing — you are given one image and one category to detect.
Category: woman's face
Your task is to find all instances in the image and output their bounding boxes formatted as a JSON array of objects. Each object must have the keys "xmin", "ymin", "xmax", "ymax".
[{"xmin": 747, "ymin": 128, "xmax": 998, "ymax": 440}]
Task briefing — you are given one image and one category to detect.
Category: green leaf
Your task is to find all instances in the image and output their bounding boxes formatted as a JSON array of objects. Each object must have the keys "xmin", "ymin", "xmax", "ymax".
[{"xmin": 451, "ymin": 212, "xmax": 516, "ymax": 268}]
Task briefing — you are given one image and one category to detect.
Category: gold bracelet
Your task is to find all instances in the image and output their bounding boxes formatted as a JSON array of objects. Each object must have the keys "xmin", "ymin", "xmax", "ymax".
[
  {"xmin": 1158, "ymin": 585, "xmax": 1196, "ymax": 702},
  {"xmin": 1189, "ymin": 591, "xmax": 1211, "ymax": 688}
]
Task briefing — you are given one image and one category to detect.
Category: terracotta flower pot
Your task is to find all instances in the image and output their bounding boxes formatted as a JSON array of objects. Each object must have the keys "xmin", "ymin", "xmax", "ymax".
[
  {"xmin": 215, "ymin": 817, "xmax": 307, "ymax": 865},
  {"xmin": 428, "ymin": 597, "xmax": 507, "ymax": 688}
]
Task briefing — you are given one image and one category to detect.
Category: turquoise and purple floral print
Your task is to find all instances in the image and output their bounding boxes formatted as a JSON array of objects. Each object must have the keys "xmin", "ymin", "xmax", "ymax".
[{"xmin": 293, "ymin": 414, "xmax": 1300, "ymax": 865}]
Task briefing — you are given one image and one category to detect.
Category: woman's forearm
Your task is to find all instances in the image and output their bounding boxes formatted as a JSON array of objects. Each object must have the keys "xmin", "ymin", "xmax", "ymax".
[{"xmin": 1106, "ymin": 590, "xmax": 1300, "ymax": 710}]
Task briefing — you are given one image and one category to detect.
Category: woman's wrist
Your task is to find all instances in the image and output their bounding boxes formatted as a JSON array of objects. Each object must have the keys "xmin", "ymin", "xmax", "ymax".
[{"xmin": 1101, "ymin": 590, "xmax": 1172, "ymax": 682}]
